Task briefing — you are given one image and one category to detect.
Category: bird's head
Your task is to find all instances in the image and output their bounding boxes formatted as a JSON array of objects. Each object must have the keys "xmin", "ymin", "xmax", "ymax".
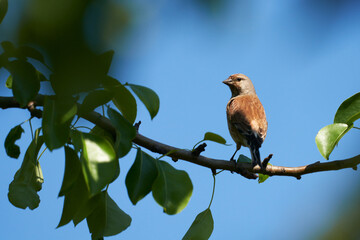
[{"xmin": 223, "ymin": 73, "xmax": 256, "ymax": 97}]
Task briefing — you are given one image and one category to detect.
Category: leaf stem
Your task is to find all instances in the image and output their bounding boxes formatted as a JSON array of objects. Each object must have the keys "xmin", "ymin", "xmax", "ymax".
[
  {"xmin": 29, "ymin": 118, "xmax": 34, "ymax": 140},
  {"xmin": 192, "ymin": 140, "xmax": 204, "ymax": 151},
  {"xmin": 37, "ymin": 147, "xmax": 48, "ymax": 162},
  {"xmin": 353, "ymin": 126, "xmax": 360, "ymax": 130},
  {"xmin": 208, "ymin": 174, "xmax": 216, "ymax": 209}
]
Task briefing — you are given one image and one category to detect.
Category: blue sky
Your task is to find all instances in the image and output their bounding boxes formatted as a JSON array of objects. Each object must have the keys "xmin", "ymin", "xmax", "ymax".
[{"xmin": 1, "ymin": 1, "xmax": 360, "ymax": 239}]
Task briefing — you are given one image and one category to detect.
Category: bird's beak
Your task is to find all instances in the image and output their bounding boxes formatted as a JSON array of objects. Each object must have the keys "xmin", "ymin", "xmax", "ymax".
[{"xmin": 223, "ymin": 78, "xmax": 231, "ymax": 85}]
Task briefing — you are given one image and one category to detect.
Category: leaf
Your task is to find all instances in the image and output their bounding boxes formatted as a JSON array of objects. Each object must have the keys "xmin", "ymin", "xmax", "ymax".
[
  {"xmin": 4, "ymin": 124, "xmax": 24, "ymax": 159},
  {"xmin": 58, "ymin": 146, "xmax": 82, "ymax": 197},
  {"xmin": 76, "ymin": 131, "xmax": 118, "ymax": 196},
  {"xmin": 1, "ymin": 41, "xmax": 15, "ymax": 55},
  {"xmin": 183, "ymin": 209, "xmax": 214, "ymax": 240},
  {"xmin": 57, "ymin": 171, "xmax": 90, "ymax": 228},
  {"xmin": 86, "ymin": 191, "xmax": 131, "ymax": 239},
  {"xmin": 315, "ymin": 123, "xmax": 351, "ymax": 160},
  {"xmin": 8, "ymin": 129, "xmax": 44, "ymax": 210},
  {"xmin": 5, "ymin": 75, "xmax": 12, "ymax": 88},
  {"xmin": 6, "ymin": 60, "xmax": 40, "ymax": 107},
  {"xmin": 42, "ymin": 96, "xmax": 77, "ymax": 150},
  {"xmin": 107, "ymin": 107, "xmax": 136, "ymax": 158},
  {"xmin": 334, "ymin": 92, "xmax": 360, "ymax": 125},
  {"xmin": 0, "ymin": 0, "xmax": 8, "ymax": 24},
  {"xmin": 125, "ymin": 149, "xmax": 158, "ymax": 205},
  {"xmin": 18, "ymin": 46, "xmax": 45, "ymax": 63},
  {"xmin": 128, "ymin": 83, "xmax": 159, "ymax": 119},
  {"xmin": 203, "ymin": 132, "xmax": 227, "ymax": 145},
  {"xmin": 78, "ymin": 89, "xmax": 113, "ymax": 115},
  {"xmin": 258, "ymin": 163, "xmax": 272, "ymax": 184},
  {"xmin": 152, "ymin": 160, "xmax": 193, "ymax": 215},
  {"xmin": 237, "ymin": 154, "xmax": 251, "ymax": 164},
  {"xmin": 103, "ymin": 77, "xmax": 137, "ymax": 123},
  {"xmin": 98, "ymin": 50, "xmax": 114, "ymax": 74}
]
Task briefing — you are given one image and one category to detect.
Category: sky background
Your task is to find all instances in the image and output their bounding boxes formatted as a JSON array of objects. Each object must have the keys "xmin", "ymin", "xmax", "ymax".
[{"xmin": 1, "ymin": 0, "xmax": 360, "ymax": 239}]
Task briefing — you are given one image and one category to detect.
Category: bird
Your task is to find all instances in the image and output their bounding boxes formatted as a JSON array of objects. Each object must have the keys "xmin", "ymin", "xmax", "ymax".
[{"xmin": 223, "ymin": 73, "xmax": 268, "ymax": 169}]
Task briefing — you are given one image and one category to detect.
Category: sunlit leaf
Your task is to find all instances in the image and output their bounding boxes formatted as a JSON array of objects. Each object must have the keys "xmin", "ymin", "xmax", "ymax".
[
  {"xmin": 0, "ymin": 0, "xmax": 8, "ymax": 24},
  {"xmin": 125, "ymin": 149, "xmax": 158, "ymax": 205},
  {"xmin": 58, "ymin": 146, "xmax": 81, "ymax": 197},
  {"xmin": 107, "ymin": 107, "xmax": 136, "ymax": 158},
  {"xmin": 334, "ymin": 92, "xmax": 360, "ymax": 125},
  {"xmin": 258, "ymin": 163, "xmax": 272, "ymax": 184},
  {"xmin": 57, "ymin": 171, "xmax": 90, "ymax": 228},
  {"xmin": 78, "ymin": 89, "xmax": 113, "ymax": 115},
  {"xmin": 183, "ymin": 208, "xmax": 214, "ymax": 240},
  {"xmin": 152, "ymin": 160, "xmax": 193, "ymax": 215},
  {"xmin": 6, "ymin": 60, "xmax": 40, "ymax": 107},
  {"xmin": 128, "ymin": 83, "xmax": 159, "ymax": 119},
  {"xmin": 103, "ymin": 77, "xmax": 137, "ymax": 123},
  {"xmin": 8, "ymin": 129, "xmax": 44, "ymax": 210},
  {"xmin": 77, "ymin": 131, "xmax": 118, "ymax": 195},
  {"xmin": 4, "ymin": 124, "xmax": 24, "ymax": 159},
  {"xmin": 315, "ymin": 123, "xmax": 351, "ymax": 160},
  {"xmin": 42, "ymin": 96, "xmax": 77, "ymax": 150},
  {"xmin": 86, "ymin": 191, "xmax": 131, "ymax": 239},
  {"xmin": 203, "ymin": 132, "xmax": 227, "ymax": 145}
]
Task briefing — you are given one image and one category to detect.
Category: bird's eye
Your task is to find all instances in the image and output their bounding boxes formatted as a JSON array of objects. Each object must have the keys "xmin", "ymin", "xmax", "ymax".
[{"xmin": 236, "ymin": 77, "xmax": 242, "ymax": 81}]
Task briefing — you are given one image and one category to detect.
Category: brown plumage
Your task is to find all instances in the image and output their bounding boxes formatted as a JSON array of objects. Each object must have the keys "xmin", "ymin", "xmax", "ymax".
[{"xmin": 223, "ymin": 73, "xmax": 267, "ymax": 169}]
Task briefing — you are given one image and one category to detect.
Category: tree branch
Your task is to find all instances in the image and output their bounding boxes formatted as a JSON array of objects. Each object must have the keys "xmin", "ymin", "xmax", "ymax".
[{"xmin": 1, "ymin": 95, "xmax": 359, "ymax": 179}]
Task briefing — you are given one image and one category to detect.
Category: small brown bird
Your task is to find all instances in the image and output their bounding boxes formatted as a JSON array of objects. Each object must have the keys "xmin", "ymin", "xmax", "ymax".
[{"xmin": 223, "ymin": 73, "xmax": 268, "ymax": 169}]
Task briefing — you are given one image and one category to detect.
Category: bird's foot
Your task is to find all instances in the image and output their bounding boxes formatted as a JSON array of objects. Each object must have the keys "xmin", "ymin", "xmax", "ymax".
[{"xmin": 230, "ymin": 158, "xmax": 237, "ymax": 173}]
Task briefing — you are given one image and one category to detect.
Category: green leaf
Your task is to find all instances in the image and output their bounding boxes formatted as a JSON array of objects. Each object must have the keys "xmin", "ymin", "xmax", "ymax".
[
  {"xmin": 42, "ymin": 96, "xmax": 77, "ymax": 150},
  {"xmin": 152, "ymin": 160, "xmax": 193, "ymax": 215},
  {"xmin": 8, "ymin": 129, "xmax": 44, "ymax": 210},
  {"xmin": 1, "ymin": 41, "xmax": 15, "ymax": 55},
  {"xmin": 4, "ymin": 124, "xmax": 24, "ymax": 159},
  {"xmin": 125, "ymin": 149, "xmax": 158, "ymax": 205},
  {"xmin": 58, "ymin": 146, "xmax": 82, "ymax": 197},
  {"xmin": 77, "ymin": 131, "xmax": 118, "ymax": 196},
  {"xmin": 315, "ymin": 123, "xmax": 351, "ymax": 160},
  {"xmin": 128, "ymin": 83, "xmax": 159, "ymax": 119},
  {"xmin": 107, "ymin": 107, "xmax": 136, "ymax": 158},
  {"xmin": 334, "ymin": 92, "xmax": 360, "ymax": 125},
  {"xmin": 183, "ymin": 208, "xmax": 214, "ymax": 240},
  {"xmin": 6, "ymin": 60, "xmax": 40, "ymax": 107},
  {"xmin": 18, "ymin": 46, "xmax": 45, "ymax": 63},
  {"xmin": 237, "ymin": 154, "xmax": 251, "ymax": 164},
  {"xmin": 86, "ymin": 191, "xmax": 131, "ymax": 239},
  {"xmin": 57, "ymin": 171, "xmax": 90, "ymax": 228},
  {"xmin": 0, "ymin": 0, "xmax": 8, "ymax": 24},
  {"xmin": 258, "ymin": 163, "xmax": 272, "ymax": 184},
  {"xmin": 5, "ymin": 75, "xmax": 12, "ymax": 88},
  {"xmin": 98, "ymin": 50, "xmax": 114, "ymax": 74},
  {"xmin": 73, "ymin": 193, "xmax": 100, "ymax": 226},
  {"xmin": 103, "ymin": 77, "xmax": 137, "ymax": 123},
  {"xmin": 78, "ymin": 89, "xmax": 113, "ymax": 115},
  {"xmin": 203, "ymin": 132, "xmax": 227, "ymax": 145}
]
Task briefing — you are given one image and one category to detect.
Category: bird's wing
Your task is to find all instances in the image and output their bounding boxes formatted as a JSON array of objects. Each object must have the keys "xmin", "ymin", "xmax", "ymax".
[{"xmin": 228, "ymin": 95, "xmax": 267, "ymax": 147}]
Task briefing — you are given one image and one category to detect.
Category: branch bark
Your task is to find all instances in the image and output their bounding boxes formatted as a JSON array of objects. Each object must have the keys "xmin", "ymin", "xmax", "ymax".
[{"xmin": 1, "ymin": 95, "xmax": 359, "ymax": 179}]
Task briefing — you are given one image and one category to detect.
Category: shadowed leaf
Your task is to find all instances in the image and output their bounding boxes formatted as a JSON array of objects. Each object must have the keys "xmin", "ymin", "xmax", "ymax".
[
  {"xmin": 183, "ymin": 208, "xmax": 214, "ymax": 240},
  {"xmin": 8, "ymin": 129, "xmax": 44, "ymax": 210},
  {"xmin": 86, "ymin": 191, "xmax": 131, "ymax": 239},
  {"xmin": 79, "ymin": 89, "xmax": 113, "ymax": 115},
  {"xmin": 4, "ymin": 124, "xmax": 24, "ymax": 159},
  {"xmin": 0, "ymin": 0, "xmax": 8, "ymax": 24},
  {"xmin": 152, "ymin": 160, "xmax": 193, "ymax": 215},
  {"xmin": 42, "ymin": 96, "xmax": 77, "ymax": 150},
  {"xmin": 125, "ymin": 149, "xmax": 158, "ymax": 205},
  {"xmin": 128, "ymin": 84, "xmax": 159, "ymax": 119}
]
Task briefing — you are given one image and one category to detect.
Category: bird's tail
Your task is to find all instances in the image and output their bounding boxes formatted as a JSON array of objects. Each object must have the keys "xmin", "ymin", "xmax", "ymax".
[{"xmin": 250, "ymin": 144, "xmax": 263, "ymax": 169}]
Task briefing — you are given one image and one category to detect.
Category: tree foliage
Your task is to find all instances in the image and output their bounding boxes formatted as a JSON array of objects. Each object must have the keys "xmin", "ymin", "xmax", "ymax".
[{"xmin": 0, "ymin": 1, "xmax": 359, "ymax": 239}]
